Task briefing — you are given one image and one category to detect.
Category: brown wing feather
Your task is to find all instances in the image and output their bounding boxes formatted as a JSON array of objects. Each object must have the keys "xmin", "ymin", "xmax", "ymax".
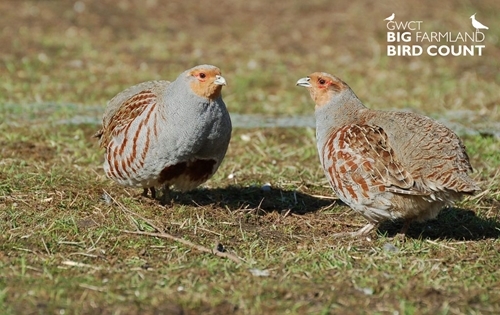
[
  {"xmin": 95, "ymin": 80, "xmax": 170, "ymax": 149},
  {"xmin": 369, "ymin": 111, "xmax": 479, "ymax": 193},
  {"xmin": 96, "ymin": 90, "xmax": 156, "ymax": 149},
  {"xmin": 323, "ymin": 124, "xmax": 429, "ymax": 203}
]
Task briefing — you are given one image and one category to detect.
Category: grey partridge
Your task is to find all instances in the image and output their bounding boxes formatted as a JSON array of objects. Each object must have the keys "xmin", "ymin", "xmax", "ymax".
[
  {"xmin": 297, "ymin": 72, "xmax": 480, "ymax": 236},
  {"xmin": 95, "ymin": 65, "xmax": 232, "ymax": 202}
]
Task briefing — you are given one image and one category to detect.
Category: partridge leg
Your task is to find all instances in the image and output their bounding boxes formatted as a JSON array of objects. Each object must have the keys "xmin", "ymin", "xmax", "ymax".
[
  {"xmin": 142, "ymin": 187, "xmax": 156, "ymax": 199},
  {"xmin": 160, "ymin": 185, "xmax": 171, "ymax": 206},
  {"xmin": 399, "ymin": 220, "xmax": 411, "ymax": 235}
]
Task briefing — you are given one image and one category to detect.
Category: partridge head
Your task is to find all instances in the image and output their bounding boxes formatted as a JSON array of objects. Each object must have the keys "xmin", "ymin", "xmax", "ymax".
[{"xmin": 297, "ymin": 72, "xmax": 480, "ymax": 237}]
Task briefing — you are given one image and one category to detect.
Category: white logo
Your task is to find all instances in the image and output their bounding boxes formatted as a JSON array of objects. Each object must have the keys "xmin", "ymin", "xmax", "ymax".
[
  {"xmin": 385, "ymin": 13, "xmax": 488, "ymax": 57},
  {"xmin": 470, "ymin": 13, "xmax": 489, "ymax": 31},
  {"xmin": 384, "ymin": 13, "xmax": 395, "ymax": 21}
]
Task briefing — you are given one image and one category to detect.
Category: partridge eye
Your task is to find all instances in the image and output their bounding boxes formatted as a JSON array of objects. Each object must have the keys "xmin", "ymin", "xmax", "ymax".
[
  {"xmin": 199, "ymin": 73, "xmax": 206, "ymax": 79},
  {"xmin": 319, "ymin": 79, "xmax": 326, "ymax": 85}
]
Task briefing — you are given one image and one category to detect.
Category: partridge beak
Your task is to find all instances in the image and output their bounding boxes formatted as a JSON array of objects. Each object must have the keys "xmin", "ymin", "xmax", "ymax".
[
  {"xmin": 214, "ymin": 75, "xmax": 227, "ymax": 86},
  {"xmin": 296, "ymin": 77, "xmax": 312, "ymax": 88}
]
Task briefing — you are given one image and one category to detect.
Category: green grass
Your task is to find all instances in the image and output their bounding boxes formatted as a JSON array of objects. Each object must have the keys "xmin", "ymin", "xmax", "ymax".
[{"xmin": 1, "ymin": 0, "xmax": 500, "ymax": 314}]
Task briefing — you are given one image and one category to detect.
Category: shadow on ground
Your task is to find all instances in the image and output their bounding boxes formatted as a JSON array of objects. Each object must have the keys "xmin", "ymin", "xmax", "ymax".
[
  {"xmin": 143, "ymin": 186, "xmax": 499, "ymax": 241},
  {"xmin": 378, "ymin": 207, "xmax": 500, "ymax": 240},
  {"xmin": 167, "ymin": 185, "xmax": 335, "ymax": 215}
]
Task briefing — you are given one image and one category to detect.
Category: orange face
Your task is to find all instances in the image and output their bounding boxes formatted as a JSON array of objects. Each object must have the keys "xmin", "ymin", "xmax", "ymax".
[
  {"xmin": 188, "ymin": 67, "xmax": 227, "ymax": 100},
  {"xmin": 297, "ymin": 72, "xmax": 346, "ymax": 108}
]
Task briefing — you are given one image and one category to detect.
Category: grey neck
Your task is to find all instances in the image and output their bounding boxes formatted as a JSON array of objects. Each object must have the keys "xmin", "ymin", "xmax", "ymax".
[{"xmin": 314, "ymin": 89, "xmax": 366, "ymax": 146}]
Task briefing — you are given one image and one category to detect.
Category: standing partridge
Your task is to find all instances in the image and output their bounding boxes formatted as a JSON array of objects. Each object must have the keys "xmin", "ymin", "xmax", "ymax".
[
  {"xmin": 296, "ymin": 72, "xmax": 480, "ymax": 236},
  {"xmin": 95, "ymin": 65, "xmax": 232, "ymax": 202}
]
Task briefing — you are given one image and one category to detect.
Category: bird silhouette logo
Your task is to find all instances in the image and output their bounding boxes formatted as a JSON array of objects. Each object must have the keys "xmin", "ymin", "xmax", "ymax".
[
  {"xmin": 384, "ymin": 13, "xmax": 395, "ymax": 21},
  {"xmin": 470, "ymin": 13, "xmax": 488, "ymax": 31}
]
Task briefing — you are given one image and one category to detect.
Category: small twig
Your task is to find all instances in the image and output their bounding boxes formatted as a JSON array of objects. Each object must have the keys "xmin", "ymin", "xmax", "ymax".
[
  {"xmin": 89, "ymin": 231, "xmax": 105, "ymax": 250},
  {"xmin": 79, "ymin": 283, "xmax": 106, "ymax": 292},
  {"xmin": 61, "ymin": 260, "xmax": 101, "ymax": 269},
  {"xmin": 282, "ymin": 208, "xmax": 292, "ymax": 219},
  {"xmin": 426, "ymin": 239, "xmax": 456, "ymax": 251},
  {"xmin": 103, "ymin": 190, "xmax": 242, "ymax": 264},
  {"xmin": 13, "ymin": 247, "xmax": 35, "ymax": 253},
  {"xmin": 466, "ymin": 189, "xmax": 490, "ymax": 202},
  {"xmin": 68, "ymin": 192, "xmax": 80, "ymax": 208},
  {"xmin": 58, "ymin": 241, "xmax": 85, "ymax": 247},
  {"xmin": 68, "ymin": 252, "xmax": 99, "ymax": 258},
  {"xmin": 104, "ymin": 189, "xmax": 162, "ymax": 231},
  {"xmin": 122, "ymin": 230, "xmax": 242, "ymax": 264},
  {"xmin": 255, "ymin": 197, "xmax": 265, "ymax": 215},
  {"xmin": 197, "ymin": 226, "xmax": 223, "ymax": 237},
  {"xmin": 41, "ymin": 237, "xmax": 51, "ymax": 255},
  {"xmin": 309, "ymin": 194, "xmax": 337, "ymax": 200}
]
